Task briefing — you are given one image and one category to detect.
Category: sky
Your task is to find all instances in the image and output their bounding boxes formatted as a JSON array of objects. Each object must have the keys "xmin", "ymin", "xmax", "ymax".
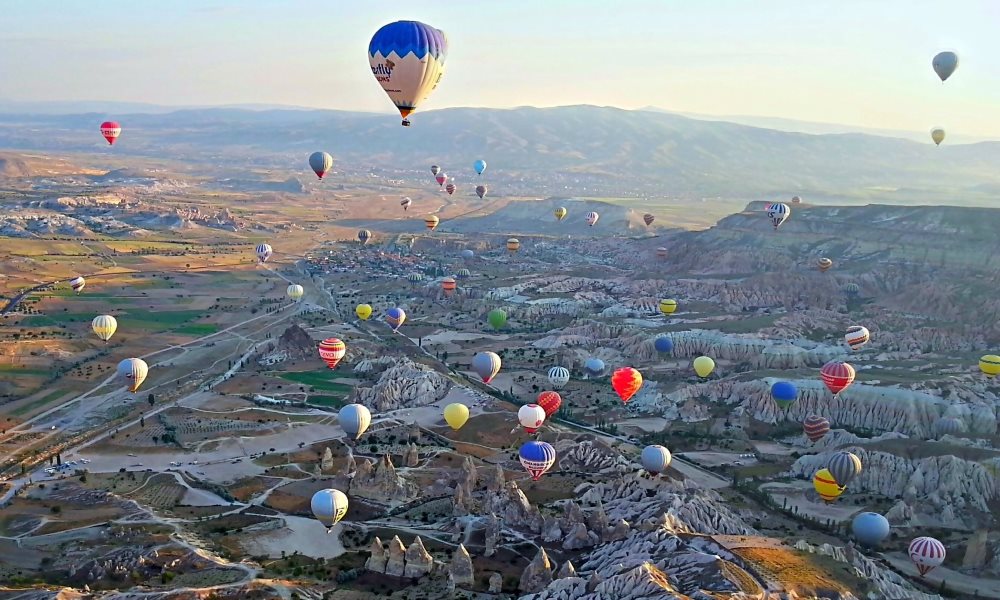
[{"xmin": 2, "ymin": 0, "xmax": 999, "ymax": 136}]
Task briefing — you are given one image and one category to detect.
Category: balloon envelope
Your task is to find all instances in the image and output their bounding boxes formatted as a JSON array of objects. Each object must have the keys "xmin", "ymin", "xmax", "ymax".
[
  {"xmin": 286, "ymin": 284, "xmax": 304, "ymax": 300},
  {"xmin": 368, "ymin": 21, "xmax": 448, "ymax": 125},
  {"xmin": 554, "ymin": 207, "xmax": 567, "ymax": 221},
  {"xmin": 931, "ymin": 128, "xmax": 946, "ymax": 146},
  {"xmin": 425, "ymin": 215, "xmax": 440, "ymax": 231},
  {"xmin": 536, "ymin": 391, "xmax": 562, "ymax": 419},
  {"xmin": 487, "ymin": 308, "xmax": 507, "ymax": 330},
  {"xmin": 641, "ymin": 445, "xmax": 672, "ymax": 474},
  {"xmin": 519, "ymin": 441, "xmax": 556, "ymax": 481},
  {"xmin": 586, "ymin": 211, "xmax": 599, "ymax": 226},
  {"xmin": 979, "ymin": 354, "xmax": 1000, "ymax": 377},
  {"xmin": 693, "ymin": 356, "xmax": 715, "ymax": 378},
  {"xmin": 643, "ymin": 213, "xmax": 655, "ymax": 226},
  {"xmin": 338, "ymin": 404, "xmax": 372, "ymax": 439},
  {"xmin": 386, "ymin": 307, "xmax": 406, "ymax": 331},
  {"xmin": 909, "ymin": 537, "xmax": 946, "ymax": 576},
  {"xmin": 475, "ymin": 184, "xmax": 487, "ymax": 199},
  {"xmin": 611, "ymin": 367, "xmax": 643, "ymax": 404},
  {"xmin": 803, "ymin": 415, "xmax": 831, "ymax": 442},
  {"xmin": 820, "ymin": 361, "xmax": 856, "ymax": 395},
  {"xmin": 311, "ymin": 489, "xmax": 349, "ymax": 530},
  {"xmin": 69, "ymin": 276, "xmax": 86, "ymax": 293},
  {"xmin": 845, "ymin": 325, "xmax": 870, "ymax": 350},
  {"xmin": 443, "ymin": 403, "xmax": 470, "ymax": 430},
  {"xmin": 318, "ymin": 338, "xmax": 347, "ymax": 369},
  {"xmin": 766, "ymin": 203, "xmax": 791, "ymax": 229},
  {"xmin": 583, "ymin": 358, "xmax": 605, "ymax": 376},
  {"xmin": 355, "ymin": 304, "xmax": 373, "ymax": 320},
  {"xmin": 117, "ymin": 358, "xmax": 148, "ymax": 393},
  {"xmin": 506, "ymin": 238, "xmax": 520, "ymax": 253},
  {"xmin": 547, "ymin": 366, "xmax": 570, "ymax": 388},
  {"xmin": 813, "ymin": 468, "xmax": 844, "ymax": 502},
  {"xmin": 932, "ymin": 51, "xmax": 958, "ymax": 82},
  {"xmin": 472, "ymin": 351, "xmax": 502, "ymax": 383},
  {"xmin": 92, "ymin": 315, "xmax": 118, "ymax": 342},
  {"xmin": 770, "ymin": 381, "xmax": 798, "ymax": 409},
  {"xmin": 517, "ymin": 404, "xmax": 546, "ymax": 433},
  {"xmin": 654, "ymin": 336, "xmax": 673, "ymax": 353},
  {"xmin": 827, "ymin": 451, "xmax": 863, "ymax": 487},
  {"xmin": 309, "ymin": 152, "xmax": 333, "ymax": 179},
  {"xmin": 358, "ymin": 229, "xmax": 372, "ymax": 244},
  {"xmin": 817, "ymin": 257, "xmax": 833, "ymax": 272},
  {"xmin": 852, "ymin": 512, "xmax": 890, "ymax": 547},
  {"xmin": 256, "ymin": 243, "xmax": 272, "ymax": 263},
  {"xmin": 461, "ymin": 249, "xmax": 475, "ymax": 259},
  {"xmin": 658, "ymin": 299, "xmax": 677, "ymax": 315},
  {"xmin": 473, "ymin": 159, "xmax": 487, "ymax": 175},
  {"xmin": 100, "ymin": 121, "xmax": 121, "ymax": 145}
]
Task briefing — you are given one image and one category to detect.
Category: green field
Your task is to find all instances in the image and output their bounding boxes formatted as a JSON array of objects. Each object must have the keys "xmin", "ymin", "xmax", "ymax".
[
  {"xmin": 9, "ymin": 389, "xmax": 68, "ymax": 417},
  {"xmin": 173, "ymin": 324, "xmax": 219, "ymax": 336},
  {"xmin": 306, "ymin": 394, "xmax": 346, "ymax": 408},
  {"xmin": 21, "ymin": 309, "xmax": 206, "ymax": 331},
  {"xmin": 277, "ymin": 370, "xmax": 354, "ymax": 394},
  {"xmin": 0, "ymin": 365, "xmax": 49, "ymax": 376}
]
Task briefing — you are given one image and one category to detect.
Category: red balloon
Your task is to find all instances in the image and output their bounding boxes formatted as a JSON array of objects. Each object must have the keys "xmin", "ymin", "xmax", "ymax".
[
  {"xmin": 611, "ymin": 367, "xmax": 643, "ymax": 404},
  {"xmin": 445, "ymin": 183, "xmax": 456, "ymax": 195},
  {"xmin": 100, "ymin": 121, "xmax": 121, "ymax": 145},
  {"xmin": 803, "ymin": 415, "xmax": 831, "ymax": 442},
  {"xmin": 536, "ymin": 391, "xmax": 562, "ymax": 419},
  {"xmin": 820, "ymin": 361, "xmax": 855, "ymax": 395}
]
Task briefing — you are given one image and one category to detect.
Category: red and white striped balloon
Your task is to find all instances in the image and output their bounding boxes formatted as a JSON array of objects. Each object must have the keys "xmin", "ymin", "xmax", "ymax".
[
  {"xmin": 318, "ymin": 338, "xmax": 347, "ymax": 369},
  {"xmin": 820, "ymin": 361, "xmax": 856, "ymax": 396},
  {"xmin": 908, "ymin": 537, "xmax": 946, "ymax": 576},
  {"xmin": 845, "ymin": 325, "xmax": 870, "ymax": 351},
  {"xmin": 100, "ymin": 121, "xmax": 121, "ymax": 145}
]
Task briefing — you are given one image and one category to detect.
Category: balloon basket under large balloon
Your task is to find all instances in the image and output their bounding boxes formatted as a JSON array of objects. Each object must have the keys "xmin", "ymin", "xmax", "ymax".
[
  {"xmin": 326, "ymin": 527, "xmax": 334, "ymax": 534},
  {"xmin": 401, "ymin": 119, "xmax": 411, "ymax": 127}
]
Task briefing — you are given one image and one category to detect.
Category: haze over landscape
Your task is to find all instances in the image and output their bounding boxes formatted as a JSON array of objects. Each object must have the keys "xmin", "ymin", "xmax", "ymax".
[{"xmin": 1, "ymin": 3, "xmax": 1000, "ymax": 600}]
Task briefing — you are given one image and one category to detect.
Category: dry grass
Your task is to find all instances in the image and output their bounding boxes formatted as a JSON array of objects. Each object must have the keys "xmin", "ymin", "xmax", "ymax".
[
  {"xmin": 733, "ymin": 547, "xmax": 853, "ymax": 596},
  {"xmin": 125, "ymin": 473, "xmax": 187, "ymax": 508}
]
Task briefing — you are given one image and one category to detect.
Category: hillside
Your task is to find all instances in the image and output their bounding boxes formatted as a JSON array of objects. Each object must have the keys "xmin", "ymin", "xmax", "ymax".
[{"xmin": 2, "ymin": 106, "xmax": 1000, "ymax": 201}]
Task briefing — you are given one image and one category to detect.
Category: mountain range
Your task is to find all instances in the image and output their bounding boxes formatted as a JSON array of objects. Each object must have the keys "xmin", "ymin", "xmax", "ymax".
[{"xmin": 1, "ymin": 104, "xmax": 999, "ymax": 203}]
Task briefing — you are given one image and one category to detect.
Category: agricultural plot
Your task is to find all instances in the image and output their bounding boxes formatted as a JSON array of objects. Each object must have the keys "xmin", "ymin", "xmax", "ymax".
[
  {"xmin": 733, "ymin": 547, "xmax": 853, "ymax": 596},
  {"xmin": 277, "ymin": 370, "xmax": 355, "ymax": 395},
  {"xmin": 126, "ymin": 474, "xmax": 187, "ymax": 509}
]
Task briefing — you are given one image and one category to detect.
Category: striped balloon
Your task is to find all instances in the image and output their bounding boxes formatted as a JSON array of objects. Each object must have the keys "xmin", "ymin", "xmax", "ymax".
[
  {"xmin": 69, "ymin": 276, "xmax": 86, "ymax": 294},
  {"xmin": 586, "ymin": 211, "xmax": 599, "ymax": 226},
  {"xmin": 908, "ymin": 537, "xmax": 946, "ymax": 576},
  {"xmin": 256, "ymin": 243, "xmax": 273, "ymax": 263},
  {"xmin": 425, "ymin": 215, "xmax": 439, "ymax": 231},
  {"xmin": 817, "ymin": 257, "xmax": 833, "ymax": 272},
  {"xmin": 547, "ymin": 366, "xmax": 570, "ymax": 388},
  {"xmin": 802, "ymin": 415, "xmax": 831, "ymax": 443},
  {"xmin": 933, "ymin": 416, "xmax": 964, "ymax": 438},
  {"xmin": 813, "ymin": 468, "xmax": 844, "ymax": 502},
  {"xmin": 536, "ymin": 391, "xmax": 562, "ymax": 419},
  {"xmin": 318, "ymin": 338, "xmax": 347, "ymax": 369},
  {"xmin": 820, "ymin": 361, "xmax": 855, "ymax": 396},
  {"xmin": 117, "ymin": 358, "xmax": 149, "ymax": 393},
  {"xmin": 519, "ymin": 441, "xmax": 556, "ymax": 481},
  {"xmin": 441, "ymin": 277, "xmax": 457, "ymax": 295},
  {"xmin": 845, "ymin": 325, "xmax": 870, "ymax": 351},
  {"xmin": 506, "ymin": 238, "xmax": 520, "ymax": 253},
  {"xmin": 827, "ymin": 451, "xmax": 863, "ymax": 487},
  {"xmin": 656, "ymin": 247, "xmax": 668, "ymax": 259},
  {"xmin": 456, "ymin": 268, "xmax": 471, "ymax": 279},
  {"xmin": 643, "ymin": 213, "xmax": 655, "ymax": 226},
  {"xmin": 407, "ymin": 273, "xmax": 423, "ymax": 283},
  {"xmin": 358, "ymin": 229, "xmax": 372, "ymax": 245},
  {"xmin": 445, "ymin": 183, "xmax": 456, "ymax": 195},
  {"xmin": 92, "ymin": 315, "xmax": 118, "ymax": 342}
]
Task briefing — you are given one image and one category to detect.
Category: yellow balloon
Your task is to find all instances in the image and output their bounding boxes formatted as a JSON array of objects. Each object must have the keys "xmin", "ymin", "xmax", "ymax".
[
  {"xmin": 659, "ymin": 299, "xmax": 677, "ymax": 315},
  {"xmin": 931, "ymin": 127, "xmax": 946, "ymax": 146},
  {"xmin": 813, "ymin": 468, "xmax": 845, "ymax": 502},
  {"xmin": 693, "ymin": 356, "xmax": 715, "ymax": 378},
  {"xmin": 554, "ymin": 207, "xmax": 567, "ymax": 221},
  {"xmin": 92, "ymin": 315, "xmax": 118, "ymax": 342},
  {"xmin": 443, "ymin": 403, "xmax": 470, "ymax": 430},
  {"xmin": 979, "ymin": 355, "xmax": 1000, "ymax": 378},
  {"xmin": 355, "ymin": 304, "xmax": 373, "ymax": 321}
]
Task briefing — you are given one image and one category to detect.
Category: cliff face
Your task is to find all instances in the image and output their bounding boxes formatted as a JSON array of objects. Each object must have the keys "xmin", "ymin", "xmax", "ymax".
[{"xmin": 351, "ymin": 356, "xmax": 451, "ymax": 411}]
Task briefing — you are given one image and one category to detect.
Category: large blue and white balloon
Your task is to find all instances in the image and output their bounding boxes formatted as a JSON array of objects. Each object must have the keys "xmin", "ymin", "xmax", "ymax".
[
  {"xmin": 584, "ymin": 358, "xmax": 605, "ymax": 377},
  {"xmin": 519, "ymin": 441, "xmax": 556, "ymax": 481},
  {"xmin": 368, "ymin": 21, "xmax": 448, "ymax": 126},
  {"xmin": 654, "ymin": 336, "xmax": 673, "ymax": 354},
  {"xmin": 770, "ymin": 381, "xmax": 798, "ymax": 409},
  {"xmin": 473, "ymin": 159, "xmax": 487, "ymax": 176},
  {"xmin": 852, "ymin": 512, "xmax": 890, "ymax": 547},
  {"xmin": 641, "ymin": 445, "xmax": 672, "ymax": 475}
]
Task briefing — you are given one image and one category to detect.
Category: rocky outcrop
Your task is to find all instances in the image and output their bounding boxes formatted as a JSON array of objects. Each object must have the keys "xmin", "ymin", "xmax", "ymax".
[
  {"xmin": 384, "ymin": 536, "xmax": 406, "ymax": 577},
  {"xmin": 349, "ymin": 454, "xmax": 416, "ymax": 503},
  {"xmin": 320, "ymin": 447, "xmax": 334, "ymax": 471},
  {"xmin": 351, "ymin": 357, "xmax": 451, "ymax": 411},
  {"xmin": 452, "ymin": 481, "xmax": 472, "ymax": 516},
  {"xmin": 403, "ymin": 444, "xmax": 419, "ymax": 467},
  {"xmin": 342, "ymin": 451, "xmax": 356, "ymax": 476},
  {"xmin": 403, "ymin": 537, "xmax": 434, "ymax": 578},
  {"xmin": 488, "ymin": 572, "xmax": 503, "ymax": 593},
  {"xmin": 369, "ymin": 535, "xmax": 433, "ymax": 579},
  {"xmin": 485, "ymin": 481, "xmax": 543, "ymax": 533},
  {"xmin": 519, "ymin": 547, "xmax": 554, "ymax": 594},
  {"xmin": 795, "ymin": 539, "xmax": 941, "ymax": 600},
  {"xmin": 555, "ymin": 438, "xmax": 632, "ymax": 474},
  {"xmin": 364, "ymin": 537, "xmax": 386, "ymax": 572},
  {"xmin": 556, "ymin": 560, "xmax": 577, "ymax": 579},
  {"xmin": 449, "ymin": 544, "xmax": 474, "ymax": 587},
  {"xmin": 459, "ymin": 455, "xmax": 477, "ymax": 490}
]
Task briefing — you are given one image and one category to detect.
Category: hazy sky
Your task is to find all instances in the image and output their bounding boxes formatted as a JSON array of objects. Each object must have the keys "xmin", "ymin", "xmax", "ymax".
[{"xmin": 3, "ymin": 1, "xmax": 999, "ymax": 135}]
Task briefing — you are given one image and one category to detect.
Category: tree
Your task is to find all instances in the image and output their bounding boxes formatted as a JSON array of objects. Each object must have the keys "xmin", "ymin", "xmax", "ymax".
[
  {"xmin": 147, "ymin": 393, "xmax": 155, "ymax": 407},
  {"xmin": 140, "ymin": 416, "xmax": 145, "ymax": 428}
]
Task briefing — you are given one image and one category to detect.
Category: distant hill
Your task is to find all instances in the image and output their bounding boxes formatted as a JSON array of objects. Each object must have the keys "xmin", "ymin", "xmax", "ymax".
[
  {"xmin": 0, "ymin": 154, "xmax": 31, "ymax": 178},
  {"xmin": 1, "ymin": 105, "xmax": 1000, "ymax": 201}
]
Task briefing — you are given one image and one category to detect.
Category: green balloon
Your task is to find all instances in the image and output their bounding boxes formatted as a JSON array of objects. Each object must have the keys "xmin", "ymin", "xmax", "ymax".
[{"xmin": 487, "ymin": 308, "xmax": 507, "ymax": 330}]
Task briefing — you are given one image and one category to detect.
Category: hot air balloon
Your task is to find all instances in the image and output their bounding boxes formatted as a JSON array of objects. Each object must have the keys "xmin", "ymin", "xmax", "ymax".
[
  {"xmin": 401, "ymin": 197, "xmax": 412, "ymax": 211},
  {"xmin": 286, "ymin": 284, "xmax": 304, "ymax": 301},
  {"xmin": 445, "ymin": 183, "xmax": 456, "ymax": 195},
  {"xmin": 475, "ymin": 185, "xmax": 487, "ymax": 199},
  {"xmin": 817, "ymin": 257, "xmax": 833, "ymax": 272},
  {"xmin": 311, "ymin": 489, "xmax": 349, "ymax": 532},
  {"xmin": 803, "ymin": 415, "xmax": 831, "ymax": 443},
  {"xmin": 812, "ymin": 468, "xmax": 845, "ymax": 502},
  {"xmin": 356, "ymin": 304, "xmax": 373, "ymax": 320},
  {"xmin": 656, "ymin": 247, "xmax": 668, "ymax": 259},
  {"xmin": 506, "ymin": 238, "xmax": 520, "ymax": 253},
  {"xmin": 693, "ymin": 356, "xmax": 715, "ymax": 378},
  {"xmin": 584, "ymin": 358, "xmax": 605, "ymax": 377},
  {"xmin": 931, "ymin": 127, "xmax": 946, "ymax": 146},
  {"xmin": 536, "ymin": 391, "xmax": 561, "ymax": 419},
  {"xmin": 461, "ymin": 249, "xmax": 475, "ymax": 259},
  {"xmin": 255, "ymin": 243, "xmax": 273, "ymax": 263},
  {"xmin": 117, "ymin": 358, "xmax": 148, "ymax": 393},
  {"xmin": 770, "ymin": 381, "xmax": 798, "ymax": 409},
  {"xmin": 767, "ymin": 203, "xmax": 790, "ymax": 229},
  {"xmin": 979, "ymin": 354, "xmax": 1000, "ymax": 377},
  {"xmin": 472, "ymin": 351, "xmax": 501, "ymax": 383},
  {"xmin": 827, "ymin": 451, "xmax": 863, "ymax": 487},
  {"xmin": 407, "ymin": 273, "xmax": 424, "ymax": 283},
  {"xmin": 441, "ymin": 277, "xmax": 457, "ymax": 296},
  {"xmin": 368, "ymin": 20, "xmax": 448, "ymax": 126},
  {"xmin": 436, "ymin": 173, "xmax": 448, "ymax": 186},
  {"xmin": 92, "ymin": 315, "xmax": 118, "ymax": 342},
  {"xmin": 845, "ymin": 325, "xmax": 870, "ymax": 351},
  {"xmin": 386, "ymin": 307, "xmax": 406, "ymax": 331},
  {"xmin": 643, "ymin": 213, "xmax": 655, "ymax": 226},
  {"xmin": 641, "ymin": 445, "xmax": 672, "ymax": 475},
  {"xmin": 586, "ymin": 211, "xmax": 599, "ymax": 227},
  {"xmin": 554, "ymin": 207, "xmax": 567, "ymax": 221},
  {"xmin": 820, "ymin": 361, "xmax": 855, "ymax": 396},
  {"xmin": 456, "ymin": 268, "xmax": 471, "ymax": 279},
  {"xmin": 909, "ymin": 537, "xmax": 946, "ymax": 576},
  {"xmin": 100, "ymin": 121, "xmax": 121, "ymax": 145},
  {"xmin": 425, "ymin": 215, "xmax": 440, "ymax": 231},
  {"xmin": 69, "ymin": 276, "xmax": 86, "ymax": 294},
  {"xmin": 611, "ymin": 367, "xmax": 642, "ymax": 404},
  {"xmin": 338, "ymin": 403, "xmax": 372, "ymax": 440},
  {"xmin": 318, "ymin": 338, "xmax": 347, "ymax": 369},
  {"xmin": 519, "ymin": 441, "xmax": 556, "ymax": 481},
  {"xmin": 473, "ymin": 159, "xmax": 487, "ymax": 175},
  {"xmin": 844, "ymin": 283, "xmax": 860, "ymax": 297},
  {"xmin": 487, "ymin": 308, "xmax": 507, "ymax": 330},
  {"xmin": 852, "ymin": 512, "xmax": 890, "ymax": 547},
  {"xmin": 444, "ymin": 403, "xmax": 470, "ymax": 430},
  {"xmin": 430, "ymin": 165, "xmax": 441, "ymax": 176},
  {"xmin": 932, "ymin": 51, "xmax": 959, "ymax": 82},
  {"xmin": 517, "ymin": 404, "xmax": 546, "ymax": 434},
  {"xmin": 309, "ymin": 151, "xmax": 333, "ymax": 179},
  {"xmin": 658, "ymin": 299, "xmax": 677, "ymax": 315},
  {"xmin": 654, "ymin": 336, "xmax": 673, "ymax": 354},
  {"xmin": 791, "ymin": 195, "xmax": 802, "ymax": 204},
  {"xmin": 358, "ymin": 229, "xmax": 372, "ymax": 245},
  {"xmin": 548, "ymin": 366, "xmax": 570, "ymax": 388}
]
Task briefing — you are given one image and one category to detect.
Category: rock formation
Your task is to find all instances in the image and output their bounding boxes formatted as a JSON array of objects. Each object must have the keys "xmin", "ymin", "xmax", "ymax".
[
  {"xmin": 484, "ymin": 481, "xmax": 542, "ymax": 533},
  {"xmin": 403, "ymin": 537, "xmax": 434, "ymax": 578},
  {"xmin": 349, "ymin": 454, "xmax": 416, "ymax": 502},
  {"xmin": 342, "ymin": 451, "xmax": 356, "ymax": 476},
  {"xmin": 488, "ymin": 572, "xmax": 503, "ymax": 593},
  {"xmin": 519, "ymin": 547, "xmax": 554, "ymax": 594},
  {"xmin": 351, "ymin": 357, "xmax": 451, "ymax": 412},
  {"xmin": 320, "ymin": 447, "xmax": 334, "ymax": 471},
  {"xmin": 459, "ymin": 455, "xmax": 478, "ymax": 490},
  {"xmin": 364, "ymin": 537, "xmax": 386, "ymax": 572},
  {"xmin": 448, "ymin": 544, "xmax": 475, "ymax": 587},
  {"xmin": 384, "ymin": 536, "xmax": 406, "ymax": 577},
  {"xmin": 403, "ymin": 443, "xmax": 419, "ymax": 467}
]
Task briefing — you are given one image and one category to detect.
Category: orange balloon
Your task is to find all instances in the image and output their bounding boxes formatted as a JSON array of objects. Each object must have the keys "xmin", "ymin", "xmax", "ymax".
[{"xmin": 611, "ymin": 367, "xmax": 643, "ymax": 404}]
